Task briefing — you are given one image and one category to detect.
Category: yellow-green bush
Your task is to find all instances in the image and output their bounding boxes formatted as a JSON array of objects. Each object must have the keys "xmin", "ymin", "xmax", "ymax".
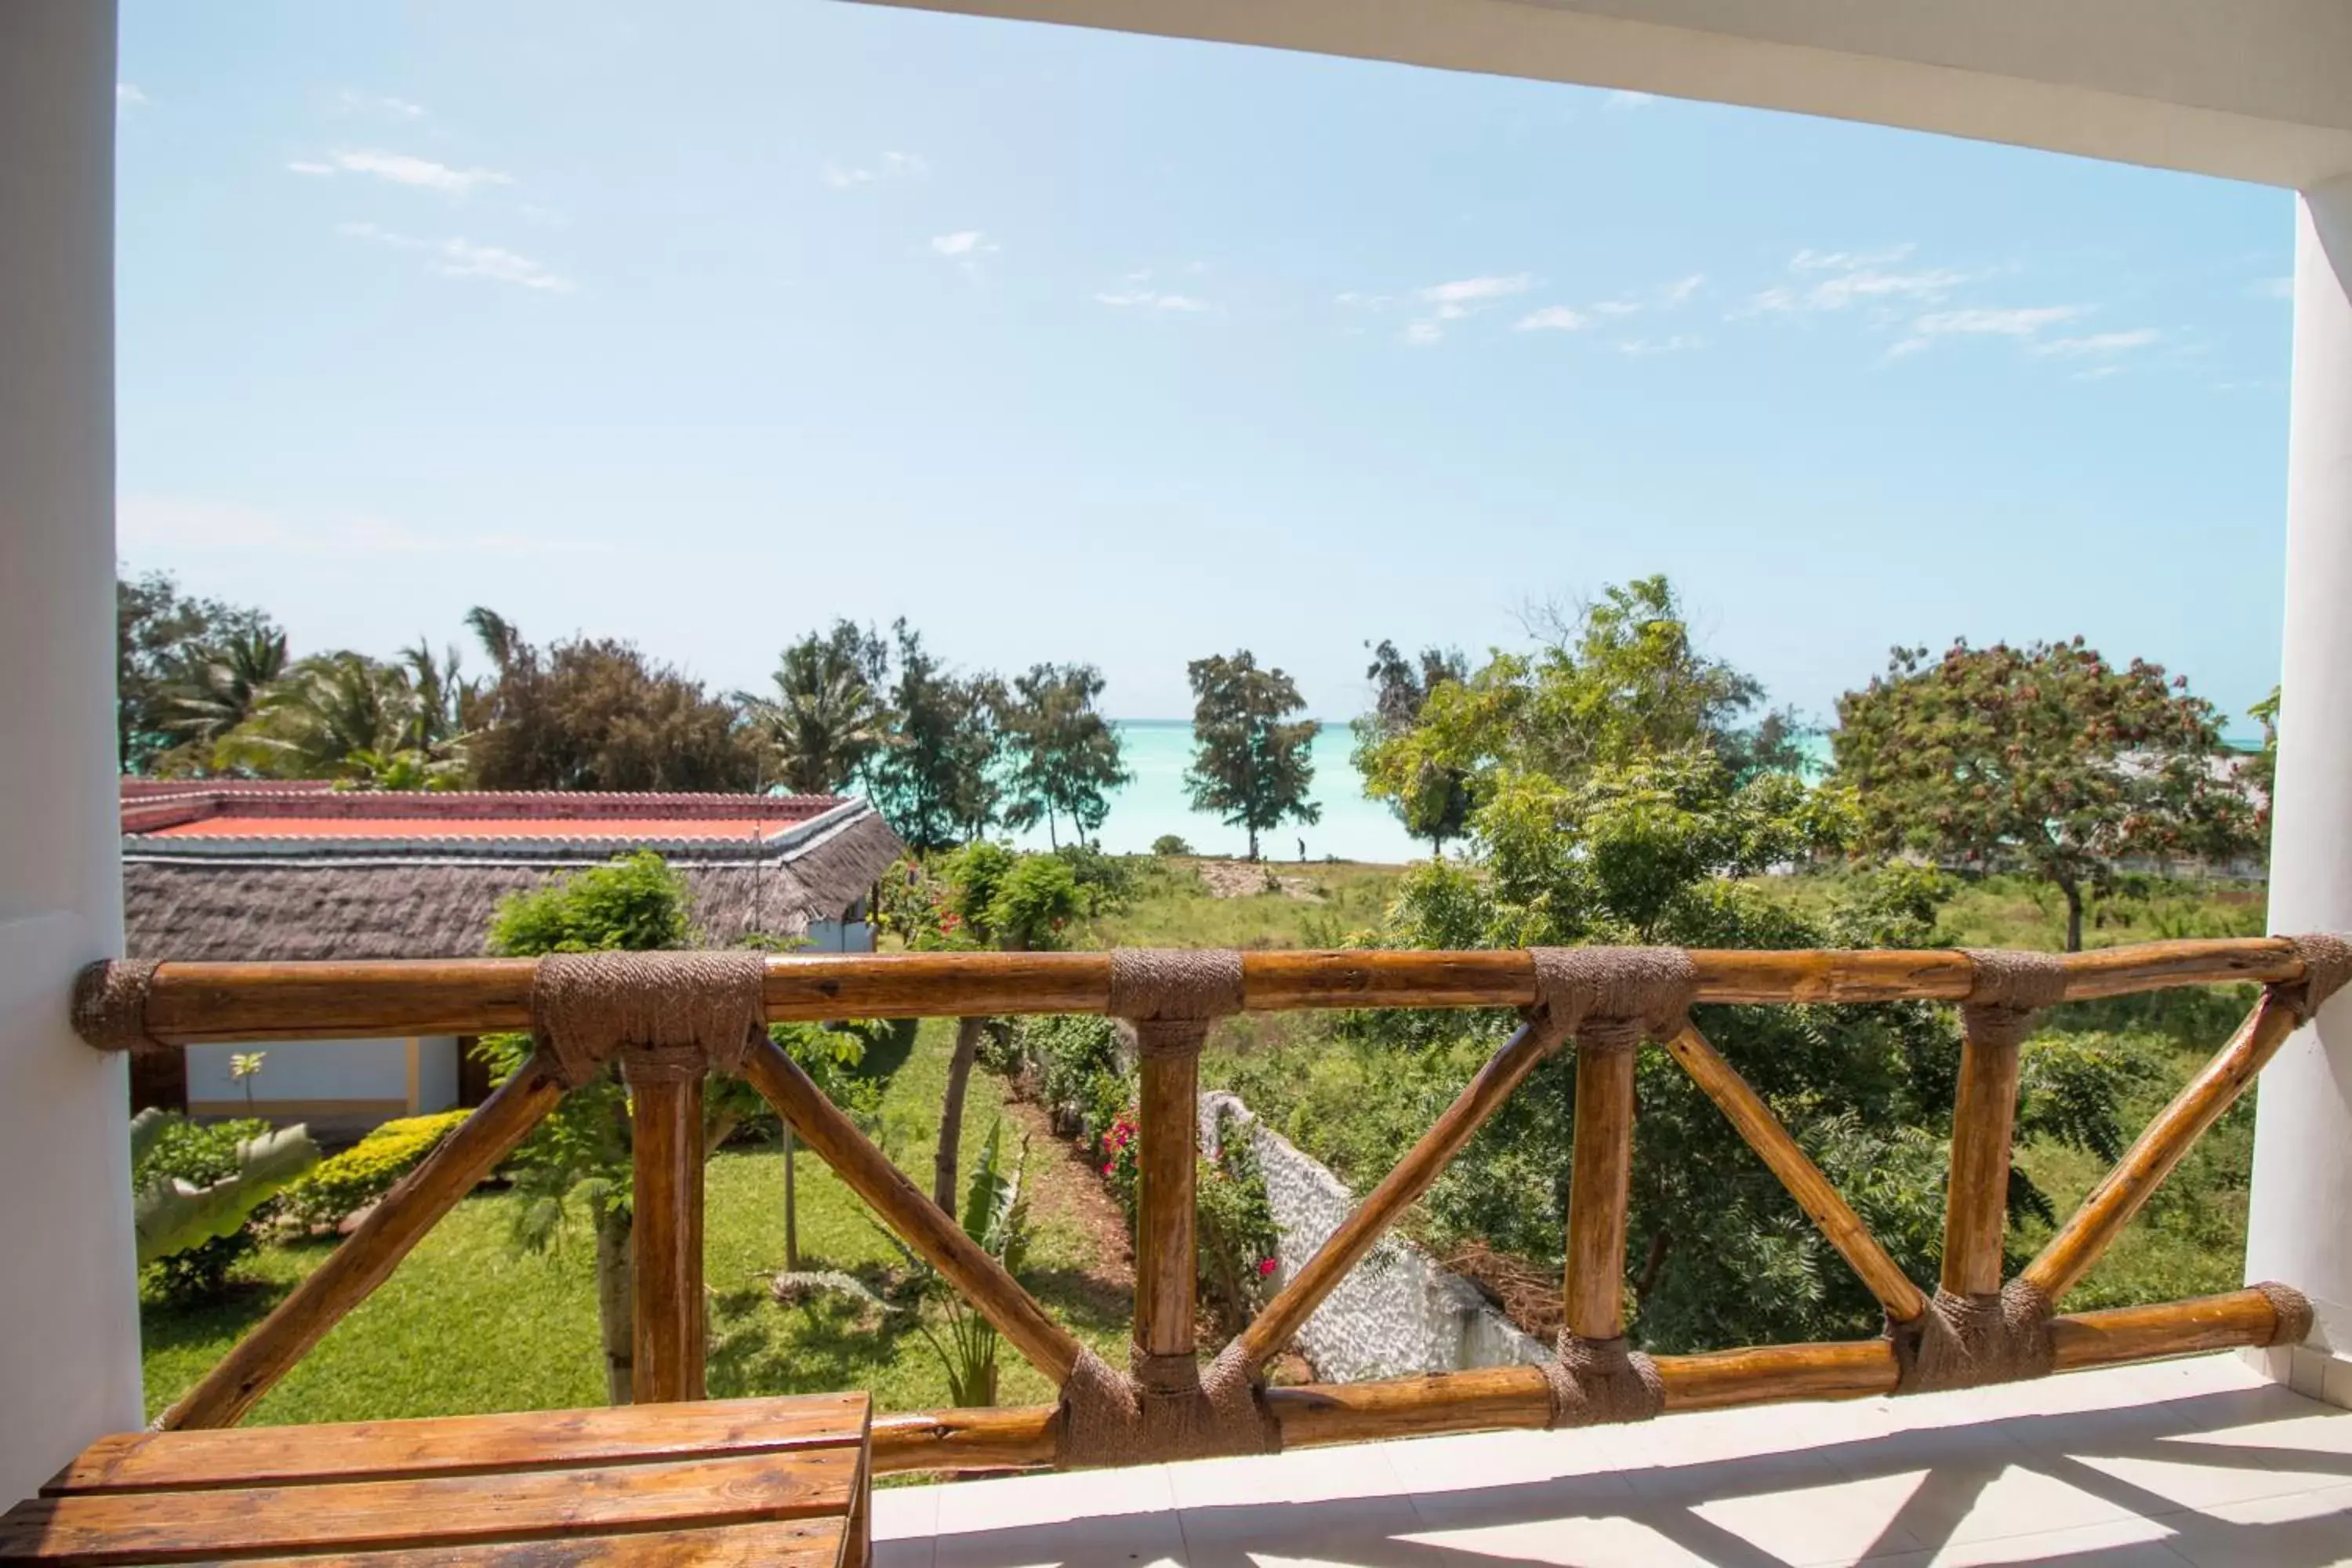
[{"xmin": 284, "ymin": 1109, "xmax": 469, "ymax": 1229}]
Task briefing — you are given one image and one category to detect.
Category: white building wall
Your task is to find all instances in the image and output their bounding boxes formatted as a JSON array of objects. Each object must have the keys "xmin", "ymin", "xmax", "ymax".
[
  {"xmin": 0, "ymin": 0, "xmax": 143, "ymax": 1499},
  {"xmin": 801, "ymin": 919, "xmax": 877, "ymax": 953},
  {"xmin": 417, "ymin": 1036, "xmax": 460, "ymax": 1114},
  {"xmin": 187, "ymin": 1037, "xmax": 459, "ymax": 1116}
]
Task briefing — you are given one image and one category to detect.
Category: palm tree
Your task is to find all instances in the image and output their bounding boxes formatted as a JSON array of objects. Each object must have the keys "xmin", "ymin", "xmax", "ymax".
[
  {"xmin": 740, "ymin": 640, "xmax": 892, "ymax": 794},
  {"xmin": 165, "ymin": 627, "xmax": 289, "ymax": 749},
  {"xmin": 213, "ymin": 652, "xmax": 459, "ymax": 784},
  {"xmin": 400, "ymin": 639, "xmax": 474, "ymax": 750}
]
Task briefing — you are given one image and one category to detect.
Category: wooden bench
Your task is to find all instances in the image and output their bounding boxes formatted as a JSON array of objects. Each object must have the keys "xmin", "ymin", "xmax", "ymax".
[{"xmin": 0, "ymin": 1391, "xmax": 871, "ymax": 1566}]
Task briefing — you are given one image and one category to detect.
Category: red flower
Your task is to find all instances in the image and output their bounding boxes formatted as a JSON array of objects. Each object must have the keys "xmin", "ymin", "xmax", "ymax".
[
  {"xmin": 1102, "ymin": 1163, "xmax": 1113, "ymax": 1177},
  {"xmin": 1257, "ymin": 1258, "xmax": 1277, "ymax": 1276}
]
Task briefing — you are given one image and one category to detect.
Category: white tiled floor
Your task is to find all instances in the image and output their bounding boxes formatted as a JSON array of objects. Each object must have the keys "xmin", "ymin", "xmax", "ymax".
[{"xmin": 873, "ymin": 1355, "xmax": 2352, "ymax": 1567}]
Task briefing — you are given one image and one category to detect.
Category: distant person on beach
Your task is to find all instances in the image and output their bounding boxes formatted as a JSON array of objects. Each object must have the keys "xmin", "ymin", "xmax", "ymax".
[{"xmin": 1298, "ymin": 837, "xmax": 1307, "ymax": 862}]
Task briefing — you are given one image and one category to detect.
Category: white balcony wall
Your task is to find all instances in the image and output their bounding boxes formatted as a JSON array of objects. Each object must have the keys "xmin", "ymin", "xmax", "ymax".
[{"xmin": 0, "ymin": 0, "xmax": 142, "ymax": 1501}]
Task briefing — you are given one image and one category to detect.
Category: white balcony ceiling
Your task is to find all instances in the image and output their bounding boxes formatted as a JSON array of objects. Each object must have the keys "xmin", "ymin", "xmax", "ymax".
[{"xmin": 852, "ymin": 0, "xmax": 2352, "ymax": 187}]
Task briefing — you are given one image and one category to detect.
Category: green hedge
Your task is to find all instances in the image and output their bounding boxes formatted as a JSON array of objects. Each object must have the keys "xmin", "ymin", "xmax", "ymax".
[{"xmin": 285, "ymin": 1109, "xmax": 470, "ymax": 1230}]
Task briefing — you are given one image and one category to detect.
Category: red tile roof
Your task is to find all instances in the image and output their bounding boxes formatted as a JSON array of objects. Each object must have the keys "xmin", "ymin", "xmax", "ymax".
[
  {"xmin": 151, "ymin": 814, "xmax": 811, "ymax": 841},
  {"xmin": 120, "ymin": 788, "xmax": 846, "ymax": 844}
]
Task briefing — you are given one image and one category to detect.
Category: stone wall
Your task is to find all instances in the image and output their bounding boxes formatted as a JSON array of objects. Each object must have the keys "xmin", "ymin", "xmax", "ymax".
[{"xmin": 1200, "ymin": 1091, "xmax": 1548, "ymax": 1381}]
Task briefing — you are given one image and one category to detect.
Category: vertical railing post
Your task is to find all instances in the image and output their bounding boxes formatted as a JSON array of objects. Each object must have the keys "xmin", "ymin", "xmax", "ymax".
[
  {"xmin": 1563, "ymin": 1031, "xmax": 1640, "ymax": 1340},
  {"xmin": 1133, "ymin": 1043, "xmax": 1199, "ymax": 1366},
  {"xmin": 1941, "ymin": 1016, "xmax": 2025, "ymax": 1298},
  {"xmin": 626, "ymin": 1051, "xmax": 706, "ymax": 1403}
]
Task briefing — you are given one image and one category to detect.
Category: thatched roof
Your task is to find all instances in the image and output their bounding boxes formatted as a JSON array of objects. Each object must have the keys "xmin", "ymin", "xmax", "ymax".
[{"xmin": 122, "ymin": 795, "xmax": 906, "ymax": 962}]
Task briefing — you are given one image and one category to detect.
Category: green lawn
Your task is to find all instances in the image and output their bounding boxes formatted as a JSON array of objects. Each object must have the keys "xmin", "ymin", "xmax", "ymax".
[
  {"xmin": 142, "ymin": 1018, "xmax": 1128, "ymax": 1424},
  {"xmin": 1076, "ymin": 856, "xmax": 1407, "ymax": 950}
]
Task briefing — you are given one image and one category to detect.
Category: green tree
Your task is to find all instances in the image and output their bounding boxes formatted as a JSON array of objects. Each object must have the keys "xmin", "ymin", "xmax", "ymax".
[
  {"xmin": 926, "ymin": 845, "xmax": 1084, "ymax": 1207},
  {"xmin": 476, "ymin": 852, "xmax": 707, "ymax": 1403},
  {"xmin": 2246, "ymin": 686, "xmax": 2281, "ymax": 818},
  {"xmin": 462, "ymin": 610, "xmax": 757, "ymax": 792},
  {"xmin": 869, "ymin": 622, "xmax": 1003, "ymax": 851},
  {"xmin": 1352, "ymin": 639, "xmax": 1473, "ymax": 856},
  {"xmin": 116, "ymin": 571, "xmax": 278, "ymax": 774},
  {"xmin": 163, "ymin": 625, "xmax": 289, "ymax": 759},
  {"xmin": 1835, "ymin": 640, "xmax": 2257, "ymax": 951},
  {"xmin": 1184, "ymin": 650, "xmax": 1321, "ymax": 861},
  {"xmin": 1002, "ymin": 662, "xmax": 1130, "ymax": 848},
  {"xmin": 213, "ymin": 652, "xmax": 463, "ymax": 786},
  {"xmin": 740, "ymin": 622, "xmax": 895, "ymax": 794},
  {"xmin": 1325, "ymin": 579, "xmax": 2139, "ymax": 1354}
]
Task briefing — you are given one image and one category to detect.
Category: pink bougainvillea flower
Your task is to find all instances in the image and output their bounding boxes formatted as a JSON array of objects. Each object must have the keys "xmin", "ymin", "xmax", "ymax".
[{"xmin": 1257, "ymin": 1258, "xmax": 1278, "ymax": 1276}]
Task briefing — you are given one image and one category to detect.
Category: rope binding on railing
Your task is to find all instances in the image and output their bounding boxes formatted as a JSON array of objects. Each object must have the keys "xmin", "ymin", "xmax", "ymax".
[
  {"xmin": 2281, "ymin": 932, "xmax": 2352, "ymax": 1022},
  {"xmin": 1527, "ymin": 946, "xmax": 1695, "ymax": 1054},
  {"xmin": 528, "ymin": 949, "xmax": 768, "ymax": 1087},
  {"xmin": 71, "ymin": 958, "xmax": 167, "ymax": 1054}
]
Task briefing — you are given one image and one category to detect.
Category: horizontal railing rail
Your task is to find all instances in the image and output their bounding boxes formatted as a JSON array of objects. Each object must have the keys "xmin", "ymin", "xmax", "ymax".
[
  {"xmin": 72, "ymin": 934, "xmax": 2344, "ymax": 1469},
  {"xmin": 107, "ymin": 936, "xmax": 2305, "ymax": 1043}
]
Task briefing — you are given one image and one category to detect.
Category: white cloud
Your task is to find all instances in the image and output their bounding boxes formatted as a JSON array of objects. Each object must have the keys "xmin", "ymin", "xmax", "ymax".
[
  {"xmin": 116, "ymin": 83, "xmax": 149, "ymax": 108},
  {"xmin": 1605, "ymin": 90, "xmax": 1656, "ymax": 110},
  {"xmin": 336, "ymin": 89, "xmax": 426, "ymax": 120},
  {"xmin": 1790, "ymin": 245, "xmax": 1916, "ymax": 272},
  {"xmin": 2032, "ymin": 328, "xmax": 2161, "ymax": 358},
  {"xmin": 1334, "ymin": 291, "xmax": 1396, "ymax": 310},
  {"xmin": 338, "ymin": 223, "xmax": 574, "ymax": 291},
  {"xmin": 2255, "ymin": 275, "xmax": 2294, "ymax": 301},
  {"xmin": 433, "ymin": 238, "xmax": 573, "ymax": 291},
  {"xmin": 1618, "ymin": 335, "xmax": 1701, "ymax": 355},
  {"xmin": 1912, "ymin": 306, "xmax": 2085, "ymax": 337},
  {"xmin": 1417, "ymin": 274, "xmax": 1532, "ymax": 315},
  {"xmin": 1400, "ymin": 273, "xmax": 1533, "ymax": 341},
  {"xmin": 931, "ymin": 230, "xmax": 996, "ymax": 256},
  {"xmin": 1591, "ymin": 298, "xmax": 1642, "ymax": 318},
  {"xmin": 2072, "ymin": 365, "xmax": 2127, "ymax": 382},
  {"xmin": 1094, "ymin": 289, "xmax": 1211, "ymax": 312},
  {"xmin": 1740, "ymin": 246, "xmax": 1970, "ymax": 317},
  {"xmin": 118, "ymin": 495, "xmax": 613, "ymax": 559},
  {"xmin": 824, "ymin": 151, "xmax": 928, "ymax": 189},
  {"xmin": 1514, "ymin": 305, "xmax": 1588, "ymax": 332},
  {"xmin": 289, "ymin": 149, "xmax": 513, "ymax": 194},
  {"xmin": 1660, "ymin": 274, "xmax": 1704, "ymax": 308},
  {"xmin": 1887, "ymin": 304, "xmax": 2087, "ymax": 358}
]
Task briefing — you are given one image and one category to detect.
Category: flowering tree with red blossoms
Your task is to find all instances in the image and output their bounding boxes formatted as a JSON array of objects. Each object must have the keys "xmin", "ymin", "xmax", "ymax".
[{"xmin": 1834, "ymin": 638, "xmax": 2259, "ymax": 950}]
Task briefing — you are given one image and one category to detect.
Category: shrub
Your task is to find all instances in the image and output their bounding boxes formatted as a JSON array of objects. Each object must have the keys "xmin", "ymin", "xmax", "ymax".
[
  {"xmin": 134, "ymin": 1113, "xmax": 274, "ymax": 1306},
  {"xmin": 1197, "ymin": 1120, "xmax": 1280, "ymax": 1331},
  {"xmin": 1005, "ymin": 1014, "xmax": 1128, "ymax": 1144},
  {"xmin": 1150, "ymin": 834, "xmax": 1193, "ymax": 857},
  {"xmin": 284, "ymin": 1109, "xmax": 470, "ymax": 1230},
  {"xmin": 1051, "ymin": 843, "xmax": 1136, "ymax": 914},
  {"xmin": 942, "ymin": 841, "xmax": 1018, "ymax": 941},
  {"xmin": 985, "ymin": 855, "xmax": 1083, "ymax": 951}
]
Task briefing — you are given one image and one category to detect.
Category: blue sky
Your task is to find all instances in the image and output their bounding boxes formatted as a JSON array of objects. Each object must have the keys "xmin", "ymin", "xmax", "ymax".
[{"xmin": 115, "ymin": 0, "xmax": 2297, "ymax": 734}]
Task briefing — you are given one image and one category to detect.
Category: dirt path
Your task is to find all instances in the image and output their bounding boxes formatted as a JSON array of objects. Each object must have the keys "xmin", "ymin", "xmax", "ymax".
[{"xmin": 990, "ymin": 1074, "xmax": 1134, "ymax": 1299}]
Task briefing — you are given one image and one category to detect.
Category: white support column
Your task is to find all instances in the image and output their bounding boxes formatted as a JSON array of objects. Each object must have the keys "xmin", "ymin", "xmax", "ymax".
[
  {"xmin": 2248, "ymin": 173, "xmax": 2352, "ymax": 1408},
  {"xmin": 0, "ymin": 0, "xmax": 141, "ymax": 1497}
]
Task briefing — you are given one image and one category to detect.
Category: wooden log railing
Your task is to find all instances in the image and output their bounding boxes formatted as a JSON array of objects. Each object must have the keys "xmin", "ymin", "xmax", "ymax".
[{"xmin": 78, "ymin": 935, "xmax": 2337, "ymax": 1468}]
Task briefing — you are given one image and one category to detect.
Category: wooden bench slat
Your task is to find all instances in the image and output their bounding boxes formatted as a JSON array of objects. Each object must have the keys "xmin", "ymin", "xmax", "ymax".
[
  {"xmin": 249, "ymin": 1518, "xmax": 848, "ymax": 1567},
  {"xmin": 0, "ymin": 1450, "xmax": 856, "ymax": 1566},
  {"xmin": 46, "ymin": 1394, "xmax": 868, "ymax": 1495}
]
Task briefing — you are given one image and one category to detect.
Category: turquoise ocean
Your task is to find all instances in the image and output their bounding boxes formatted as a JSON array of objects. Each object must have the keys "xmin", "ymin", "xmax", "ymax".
[{"xmin": 1003, "ymin": 720, "xmax": 1835, "ymax": 864}]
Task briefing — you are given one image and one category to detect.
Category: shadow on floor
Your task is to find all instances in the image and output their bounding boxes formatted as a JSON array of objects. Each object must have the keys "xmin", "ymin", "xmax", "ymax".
[{"xmin": 884, "ymin": 1373, "xmax": 2352, "ymax": 1568}]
